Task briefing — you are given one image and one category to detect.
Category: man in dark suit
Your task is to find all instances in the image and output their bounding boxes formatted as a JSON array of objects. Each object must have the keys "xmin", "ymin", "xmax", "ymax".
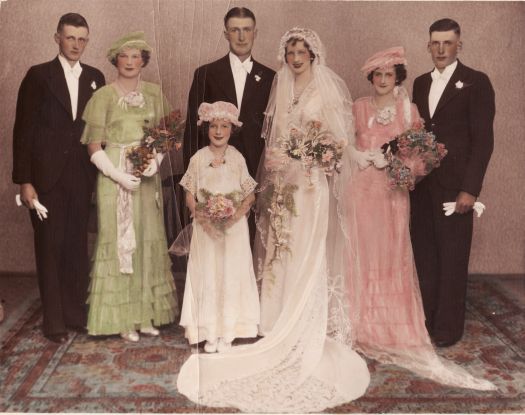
[
  {"xmin": 181, "ymin": 6, "xmax": 275, "ymax": 237},
  {"xmin": 411, "ymin": 18, "xmax": 495, "ymax": 347},
  {"xmin": 12, "ymin": 13, "xmax": 105, "ymax": 343}
]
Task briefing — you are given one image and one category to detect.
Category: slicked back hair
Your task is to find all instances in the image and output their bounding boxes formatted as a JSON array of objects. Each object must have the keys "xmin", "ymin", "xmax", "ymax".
[
  {"xmin": 57, "ymin": 12, "xmax": 89, "ymax": 33},
  {"xmin": 429, "ymin": 18, "xmax": 461, "ymax": 36},
  {"xmin": 224, "ymin": 7, "xmax": 256, "ymax": 28}
]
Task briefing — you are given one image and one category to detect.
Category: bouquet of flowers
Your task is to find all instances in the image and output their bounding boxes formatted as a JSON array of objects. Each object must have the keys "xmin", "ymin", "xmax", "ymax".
[
  {"xmin": 195, "ymin": 189, "xmax": 243, "ymax": 232},
  {"xmin": 126, "ymin": 110, "xmax": 185, "ymax": 176},
  {"xmin": 275, "ymin": 121, "xmax": 344, "ymax": 177},
  {"xmin": 381, "ymin": 128, "xmax": 448, "ymax": 191}
]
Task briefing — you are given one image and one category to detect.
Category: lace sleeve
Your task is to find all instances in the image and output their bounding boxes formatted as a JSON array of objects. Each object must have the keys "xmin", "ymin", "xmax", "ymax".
[
  {"xmin": 179, "ymin": 154, "xmax": 198, "ymax": 195},
  {"xmin": 238, "ymin": 154, "xmax": 257, "ymax": 197}
]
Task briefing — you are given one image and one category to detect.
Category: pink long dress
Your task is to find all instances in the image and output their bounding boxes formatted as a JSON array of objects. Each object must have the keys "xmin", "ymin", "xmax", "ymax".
[
  {"xmin": 349, "ymin": 96, "xmax": 427, "ymax": 354},
  {"xmin": 345, "ymin": 96, "xmax": 496, "ymax": 390}
]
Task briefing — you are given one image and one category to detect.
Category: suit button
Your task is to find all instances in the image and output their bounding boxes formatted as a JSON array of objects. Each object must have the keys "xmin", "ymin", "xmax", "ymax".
[{"xmin": 64, "ymin": 150, "xmax": 69, "ymax": 154}]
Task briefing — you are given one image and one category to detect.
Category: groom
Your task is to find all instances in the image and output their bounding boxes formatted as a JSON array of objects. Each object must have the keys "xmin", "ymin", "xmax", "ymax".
[
  {"xmin": 181, "ymin": 7, "xmax": 275, "ymax": 239},
  {"xmin": 183, "ymin": 7, "xmax": 274, "ymax": 177},
  {"xmin": 12, "ymin": 13, "xmax": 105, "ymax": 342},
  {"xmin": 411, "ymin": 18, "xmax": 495, "ymax": 347}
]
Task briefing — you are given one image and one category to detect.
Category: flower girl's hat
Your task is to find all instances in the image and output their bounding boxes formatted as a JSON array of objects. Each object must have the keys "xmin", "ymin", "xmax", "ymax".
[
  {"xmin": 197, "ymin": 101, "xmax": 243, "ymax": 127},
  {"xmin": 107, "ymin": 31, "xmax": 152, "ymax": 62},
  {"xmin": 361, "ymin": 46, "xmax": 407, "ymax": 75}
]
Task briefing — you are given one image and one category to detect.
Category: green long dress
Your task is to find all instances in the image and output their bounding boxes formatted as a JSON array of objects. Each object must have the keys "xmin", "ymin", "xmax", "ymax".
[{"xmin": 81, "ymin": 81, "xmax": 178, "ymax": 335}]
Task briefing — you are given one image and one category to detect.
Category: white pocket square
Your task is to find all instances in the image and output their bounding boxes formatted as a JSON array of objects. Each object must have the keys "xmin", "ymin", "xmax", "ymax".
[{"xmin": 91, "ymin": 81, "xmax": 97, "ymax": 90}]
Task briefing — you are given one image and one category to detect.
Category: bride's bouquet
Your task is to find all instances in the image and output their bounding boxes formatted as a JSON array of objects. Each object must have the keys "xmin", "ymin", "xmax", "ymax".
[
  {"xmin": 195, "ymin": 189, "xmax": 243, "ymax": 232},
  {"xmin": 126, "ymin": 110, "xmax": 185, "ymax": 176},
  {"xmin": 276, "ymin": 121, "xmax": 344, "ymax": 177},
  {"xmin": 381, "ymin": 128, "xmax": 447, "ymax": 191}
]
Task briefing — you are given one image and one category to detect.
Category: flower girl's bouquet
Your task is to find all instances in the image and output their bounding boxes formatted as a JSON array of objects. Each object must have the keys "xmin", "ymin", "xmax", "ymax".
[
  {"xmin": 381, "ymin": 128, "xmax": 448, "ymax": 191},
  {"xmin": 195, "ymin": 189, "xmax": 243, "ymax": 232},
  {"xmin": 126, "ymin": 110, "xmax": 185, "ymax": 176}
]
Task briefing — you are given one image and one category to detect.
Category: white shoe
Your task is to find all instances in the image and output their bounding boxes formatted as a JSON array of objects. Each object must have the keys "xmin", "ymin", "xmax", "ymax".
[
  {"xmin": 217, "ymin": 338, "xmax": 232, "ymax": 353},
  {"xmin": 140, "ymin": 327, "xmax": 160, "ymax": 336},
  {"xmin": 204, "ymin": 340, "xmax": 218, "ymax": 353},
  {"xmin": 120, "ymin": 330, "xmax": 139, "ymax": 342}
]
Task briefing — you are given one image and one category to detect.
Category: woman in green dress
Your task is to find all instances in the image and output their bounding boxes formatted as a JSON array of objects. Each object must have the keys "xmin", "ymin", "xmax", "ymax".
[{"xmin": 81, "ymin": 32, "xmax": 177, "ymax": 342}]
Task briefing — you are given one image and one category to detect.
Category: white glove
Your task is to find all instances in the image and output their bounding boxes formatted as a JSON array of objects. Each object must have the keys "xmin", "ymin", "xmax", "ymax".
[
  {"xmin": 142, "ymin": 150, "xmax": 165, "ymax": 177},
  {"xmin": 443, "ymin": 201, "xmax": 486, "ymax": 217},
  {"xmin": 369, "ymin": 149, "xmax": 389, "ymax": 169},
  {"xmin": 15, "ymin": 194, "xmax": 48, "ymax": 221},
  {"xmin": 90, "ymin": 150, "xmax": 141, "ymax": 191},
  {"xmin": 349, "ymin": 146, "xmax": 373, "ymax": 170}
]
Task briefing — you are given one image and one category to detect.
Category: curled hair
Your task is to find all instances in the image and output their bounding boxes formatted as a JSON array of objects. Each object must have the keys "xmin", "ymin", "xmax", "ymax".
[
  {"xmin": 199, "ymin": 120, "xmax": 241, "ymax": 141},
  {"xmin": 367, "ymin": 64, "xmax": 407, "ymax": 86},
  {"xmin": 429, "ymin": 18, "xmax": 461, "ymax": 36},
  {"xmin": 284, "ymin": 37, "xmax": 316, "ymax": 63},
  {"xmin": 110, "ymin": 49, "xmax": 151, "ymax": 67},
  {"xmin": 57, "ymin": 12, "xmax": 89, "ymax": 33},
  {"xmin": 224, "ymin": 7, "xmax": 256, "ymax": 27}
]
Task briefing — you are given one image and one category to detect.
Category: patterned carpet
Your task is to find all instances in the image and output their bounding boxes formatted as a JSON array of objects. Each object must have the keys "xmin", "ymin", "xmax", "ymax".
[{"xmin": 0, "ymin": 274, "xmax": 523, "ymax": 413}]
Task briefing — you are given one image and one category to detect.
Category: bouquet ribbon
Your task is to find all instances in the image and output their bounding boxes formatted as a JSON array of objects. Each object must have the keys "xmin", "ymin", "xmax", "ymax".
[{"xmin": 107, "ymin": 141, "xmax": 141, "ymax": 274}]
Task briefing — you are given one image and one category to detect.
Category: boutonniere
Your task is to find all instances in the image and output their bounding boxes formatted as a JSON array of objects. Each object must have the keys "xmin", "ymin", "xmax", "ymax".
[
  {"xmin": 254, "ymin": 71, "xmax": 263, "ymax": 82},
  {"xmin": 91, "ymin": 81, "xmax": 97, "ymax": 90},
  {"xmin": 455, "ymin": 80, "xmax": 464, "ymax": 89}
]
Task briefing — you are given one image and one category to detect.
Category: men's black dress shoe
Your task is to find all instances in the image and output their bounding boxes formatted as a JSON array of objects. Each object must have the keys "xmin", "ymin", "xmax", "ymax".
[
  {"xmin": 45, "ymin": 333, "xmax": 69, "ymax": 344},
  {"xmin": 434, "ymin": 338, "xmax": 459, "ymax": 348}
]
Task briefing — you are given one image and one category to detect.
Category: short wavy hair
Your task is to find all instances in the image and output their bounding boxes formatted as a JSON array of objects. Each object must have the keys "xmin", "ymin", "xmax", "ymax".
[{"xmin": 367, "ymin": 64, "xmax": 407, "ymax": 86}]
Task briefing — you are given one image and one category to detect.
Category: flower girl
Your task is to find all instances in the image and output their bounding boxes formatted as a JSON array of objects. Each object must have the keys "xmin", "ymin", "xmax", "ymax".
[{"xmin": 179, "ymin": 101, "xmax": 260, "ymax": 353}]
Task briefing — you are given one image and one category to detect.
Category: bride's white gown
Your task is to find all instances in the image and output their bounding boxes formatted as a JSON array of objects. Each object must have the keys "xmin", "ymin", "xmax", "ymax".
[{"xmin": 176, "ymin": 83, "xmax": 370, "ymax": 413}]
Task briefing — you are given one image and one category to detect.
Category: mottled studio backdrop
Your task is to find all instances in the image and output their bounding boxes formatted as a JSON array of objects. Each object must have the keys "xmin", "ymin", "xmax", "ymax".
[{"xmin": 0, "ymin": 0, "xmax": 523, "ymax": 274}]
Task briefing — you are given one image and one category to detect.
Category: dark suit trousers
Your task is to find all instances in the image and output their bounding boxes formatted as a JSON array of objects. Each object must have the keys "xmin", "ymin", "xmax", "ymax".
[
  {"xmin": 30, "ymin": 149, "xmax": 92, "ymax": 336},
  {"xmin": 410, "ymin": 176, "xmax": 473, "ymax": 342}
]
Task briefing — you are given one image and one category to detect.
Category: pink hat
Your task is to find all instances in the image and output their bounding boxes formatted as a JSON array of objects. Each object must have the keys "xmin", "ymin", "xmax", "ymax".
[
  {"xmin": 197, "ymin": 101, "xmax": 243, "ymax": 127},
  {"xmin": 361, "ymin": 46, "xmax": 407, "ymax": 75}
]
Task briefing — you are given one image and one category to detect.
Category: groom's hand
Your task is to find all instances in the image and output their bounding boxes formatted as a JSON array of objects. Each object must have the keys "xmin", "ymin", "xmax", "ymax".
[
  {"xmin": 20, "ymin": 183, "xmax": 38, "ymax": 209},
  {"xmin": 455, "ymin": 191, "xmax": 476, "ymax": 214}
]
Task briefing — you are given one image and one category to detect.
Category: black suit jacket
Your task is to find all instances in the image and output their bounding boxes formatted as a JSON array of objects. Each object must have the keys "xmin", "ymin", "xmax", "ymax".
[
  {"xmin": 12, "ymin": 57, "xmax": 106, "ymax": 193},
  {"xmin": 412, "ymin": 60, "xmax": 495, "ymax": 196},
  {"xmin": 183, "ymin": 54, "xmax": 275, "ymax": 177}
]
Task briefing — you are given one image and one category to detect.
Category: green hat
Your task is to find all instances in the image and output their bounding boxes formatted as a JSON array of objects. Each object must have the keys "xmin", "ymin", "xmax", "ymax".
[{"xmin": 107, "ymin": 31, "xmax": 152, "ymax": 62}]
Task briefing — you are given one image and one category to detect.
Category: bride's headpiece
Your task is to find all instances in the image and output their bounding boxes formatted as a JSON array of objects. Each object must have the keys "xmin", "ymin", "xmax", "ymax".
[{"xmin": 277, "ymin": 27, "xmax": 326, "ymax": 65}]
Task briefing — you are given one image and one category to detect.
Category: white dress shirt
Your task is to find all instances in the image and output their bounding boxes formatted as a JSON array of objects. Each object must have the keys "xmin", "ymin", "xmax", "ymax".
[
  {"xmin": 428, "ymin": 60, "xmax": 458, "ymax": 118},
  {"xmin": 58, "ymin": 54, "xmax": 83, "ymax": 120},
  {"xmin": 229, "ymin": 52, "xmax": 253, "ymax": 112}
]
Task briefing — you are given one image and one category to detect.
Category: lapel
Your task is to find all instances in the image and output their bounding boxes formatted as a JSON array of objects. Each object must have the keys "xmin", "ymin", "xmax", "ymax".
[
  {"xmin": 433, "ymin": 60, "xmax": 467, "ymax": 118},
  {"xmin": 419, "ymin": 72, "xmax": 433, "ymax": 122},
  {"xmin": 47, "ymin": 57, "xmax": 73, "ymax": 118},
  {"xmin": 215, "ymin": 55, "xmax": 237, "ymax": 106}
]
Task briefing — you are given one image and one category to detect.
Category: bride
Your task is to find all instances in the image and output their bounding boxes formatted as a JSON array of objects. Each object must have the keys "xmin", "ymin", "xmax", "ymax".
[{"xmin": 176, "ymin": 28, "xmax": 370, "ymax": 413}]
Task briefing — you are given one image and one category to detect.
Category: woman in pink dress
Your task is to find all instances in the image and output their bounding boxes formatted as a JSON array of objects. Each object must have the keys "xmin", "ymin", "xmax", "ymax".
[{"xmin": 345, "ymin": 47, "xmax": 495, "ymax": 390}]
